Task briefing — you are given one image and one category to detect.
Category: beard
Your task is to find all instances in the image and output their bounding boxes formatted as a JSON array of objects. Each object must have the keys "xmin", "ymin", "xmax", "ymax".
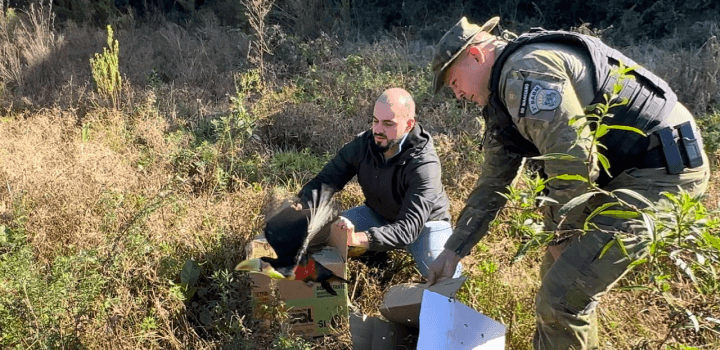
[{"xmin": 371, "ymin": 134, "xmax": 401, "ymax": 154}]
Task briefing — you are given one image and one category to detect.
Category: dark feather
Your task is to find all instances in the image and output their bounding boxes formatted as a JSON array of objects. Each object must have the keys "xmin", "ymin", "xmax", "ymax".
[
  {"xmin": 264, "ymin": 206, "xmax": 308, "ymax": 268},
  {"xmin": 294, "ymin": 185, "xmax": 336, "ymax": 265},
  {"xmin": 263, "ymin": 184, "xmax": 337, "ymax": 272}
]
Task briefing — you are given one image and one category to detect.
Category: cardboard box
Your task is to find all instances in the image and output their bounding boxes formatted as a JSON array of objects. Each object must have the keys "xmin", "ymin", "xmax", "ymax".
[
  {"xmin": 245, "ymin": 220, "xmax": 349, "ymax": 338},
  {"xmin": 349, "ymin": 312, "xmax": 418, "ymax": 350},
  {"xmin": 418, "ymin": 290, "xmax": 506, "ymax": 349},
  {"xmin": 379, "ymin": 277, "xmax": 466, "ymax": 328}
]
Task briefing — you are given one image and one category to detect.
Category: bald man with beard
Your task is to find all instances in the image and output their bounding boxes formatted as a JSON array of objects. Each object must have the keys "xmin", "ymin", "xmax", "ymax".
[{"xmin": 297, "ymin": 88, "xmax": 462, "ymax": 279}]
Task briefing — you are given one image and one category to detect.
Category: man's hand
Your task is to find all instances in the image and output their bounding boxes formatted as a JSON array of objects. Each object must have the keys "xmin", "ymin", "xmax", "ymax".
[
  {"xmin": 333, "ymin": 217, "xmax": 369, "ymax": 257},
  {"xmin": 427, "ymin": 248, "xmax": 461, "ymax": 286}
]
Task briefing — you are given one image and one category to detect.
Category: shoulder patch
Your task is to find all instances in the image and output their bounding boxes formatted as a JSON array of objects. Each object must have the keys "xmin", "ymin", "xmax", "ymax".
[
  {"xmin": 504, "ymin": 70, "xmax": 564, "ymax": 123},
  {"xmin": 527, "ymin": 84, "xmax": 562, "ymax": 114}
]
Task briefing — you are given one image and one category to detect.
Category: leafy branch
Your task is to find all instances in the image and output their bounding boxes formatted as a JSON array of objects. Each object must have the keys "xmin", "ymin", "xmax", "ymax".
[{"xmin": 508, "ymin": 62, "xmax": 644, "ymax": 261}]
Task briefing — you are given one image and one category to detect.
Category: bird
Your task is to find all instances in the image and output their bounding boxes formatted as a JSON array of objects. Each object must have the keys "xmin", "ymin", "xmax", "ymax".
[{"xmin": 235, "ymin": 186, "xmax": 349, "ymax": 296}]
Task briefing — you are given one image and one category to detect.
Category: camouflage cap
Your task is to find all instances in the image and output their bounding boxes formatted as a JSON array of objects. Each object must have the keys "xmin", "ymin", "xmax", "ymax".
[{"xmin": 431, "ymin": 16, "xmax": 500, "ymax": 94}]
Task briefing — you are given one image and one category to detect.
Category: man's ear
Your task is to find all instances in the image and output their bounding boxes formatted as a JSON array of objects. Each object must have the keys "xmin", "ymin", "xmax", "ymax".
[
  {"xmin": 406, "ymin": 117, "xmax": 416, "ymax": 132},
  {"xmin": 468, "ymin": 46, "xmax": 485, "ymax": 64}
]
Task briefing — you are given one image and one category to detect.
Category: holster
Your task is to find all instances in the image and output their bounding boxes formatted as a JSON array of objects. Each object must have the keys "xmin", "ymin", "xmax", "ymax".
[{"xmin": 642, "ymin": 121, "xmax": 703, "ymax": 174}]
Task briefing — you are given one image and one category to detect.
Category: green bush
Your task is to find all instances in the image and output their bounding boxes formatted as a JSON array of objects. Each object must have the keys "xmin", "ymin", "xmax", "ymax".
[
  {"xmin": 268, "ymin": 148, "xmax": 331, "ymax": 186},
  {"xmin": 90, "ymin": 25, "xmax": 122, "ymax": 105},
  {"xmin": 697, "ymin": 110, "xmax": 720, "ymax": 154},
  {"xmin": 0, "ymin": 225, "xmax": 106, "ymax": 348}
]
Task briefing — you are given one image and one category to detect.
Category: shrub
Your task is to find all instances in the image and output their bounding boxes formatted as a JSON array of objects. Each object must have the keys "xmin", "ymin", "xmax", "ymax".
[
  {"xmin": 90, "ymin": 25, "xmax": 121, "ymax": 106},
  {"xmin": 697, "ymin": 110, "xmax": 720, "ymax": 155},
  {"xmin": 0, "ymin": 224, "xmax": 107, "ymax": 348}
]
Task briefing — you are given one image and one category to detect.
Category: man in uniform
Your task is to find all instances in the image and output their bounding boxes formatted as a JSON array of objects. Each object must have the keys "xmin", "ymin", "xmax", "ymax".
[
  {"xmin": 426, "ymin": 17, "xmax": 710, "ymax": 349},
  {"xmin": 297, "ymin": 87, "xmax": 461, "ymax": 279}
]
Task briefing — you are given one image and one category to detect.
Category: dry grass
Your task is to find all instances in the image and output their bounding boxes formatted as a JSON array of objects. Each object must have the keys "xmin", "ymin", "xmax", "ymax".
[
  {"xmin": 0, "ymin": 111, "xmax": 137, "ymax": 260},
  {"xmin": 1, "ymin": 7, "xmax": 719, "ymax": 350},
  {"xmin": 622, "ymin": 34, "xmax": 720, "ymax": 116},
  {"xmin": 1, "ymin": 9, "xmax": 249, "ymax": 113}
]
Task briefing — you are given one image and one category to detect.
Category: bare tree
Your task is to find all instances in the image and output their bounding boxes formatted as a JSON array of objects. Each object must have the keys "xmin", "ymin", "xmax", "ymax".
[{"xmin": 241, "ymin": 0, "xmax": 275, "ymax": 79}]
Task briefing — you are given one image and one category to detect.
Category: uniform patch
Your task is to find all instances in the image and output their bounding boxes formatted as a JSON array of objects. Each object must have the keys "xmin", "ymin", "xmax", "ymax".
[
  {"xmin": 528, "ymin": 85, "xmax": 562, "ymax": 114},
  {"xmin": 517, "ymin": 80, "xmax": 562, "ymax": 122},
  {"xmin": 504, "ymin": 70, "xmax": 565, "ymax": 123},
  {"xmin": 518, "ymin": 81, "xmax": 532, "ymax": 118}
]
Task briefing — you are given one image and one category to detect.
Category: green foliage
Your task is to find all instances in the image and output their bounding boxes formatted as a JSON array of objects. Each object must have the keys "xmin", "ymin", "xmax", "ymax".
[
  {"xmin": 568, "ymin": 61, "xmax": 644, "ymax": 182},
  {"xmin": 562, "ymin": 67, "xmax": 720, "ymax": 308},
  {"xmin": 81, "ymin": 122, "xmax": 90, "ymax": 142},
  {"xmin": 1, "ymin": 7, "xmax": 19, "ymax": 30},
  {"xmin": 271, "ymin": 333, "xmax": 313, "ymax": 350},
  {"xmin": 297, "ymin": 33, "xmax": 339, "ymax": 66},
  {"xmin": 169, "ymin": 71, "xmax": 264, "ymax": 193},
  {"xmin": 668, "ymin": 344, "xmax": 701, "ymax": 350},
  {"xmin": 269, "ymin": 148, "xmax": 331, "ymax": 185},
  {"xmin": 219, "ymin": 73, "xmax": 260, "ymax": 149},
  {"xmin": 265, "ymin": 45, "xmax": 417, "ymax": 154},
  {"xmin": 235, "ymin": 69, "xmax": 263, "ymax": 97},
  {"xmin": 3, "ymin": 7, "xmax": 719, "ymax": 348},
  {"xmin": 175, "ymin": 258, "xmax": 201, "ymax": 300},
  {"xmin": 182, "ymin": 265, "xmax": 253, "ymax": 347},
  {"xmin": 456, "ymin": 255, "xmax": 535, "ymax": 350},
  {"xmin": 528, "ymin": 62, "xmax": 646, "ymax": 231},
  {"xmin": 207, "ymin": 268, "xmax": 247, "ymax": 332},
  {"xmin": 90, "ymin": 25, "xmax": 122, "ymax": 106},
  {"xmin": 495, "ymin": 172, "xmax": 552, "ymax": 262},
  {"xmin": 140, "ymin": 314, "xmax": 158, "ymax": 332},
  {"xmin": 0, "ymin": 234, "xmax": 106, "ymax": 348},
  {"xmin": 624, "ymin": 191, "xmax": 720, "ymax": 296},
  {"xmin": 696, "ymin": 110, "xmax": 720, "ymax": 154},
  {"xmin": 0, "ymin": 224, "xmax": 22, "ymax": 252},
  {"xmin": 293, "ymin": 52, "xmax": 406, "ymax": 115}
]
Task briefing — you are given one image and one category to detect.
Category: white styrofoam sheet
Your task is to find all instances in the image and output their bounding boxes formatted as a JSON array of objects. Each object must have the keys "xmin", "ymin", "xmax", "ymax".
[{"xmin": 417, "ymin": 290, "xmax": 506, "ymax": 350}]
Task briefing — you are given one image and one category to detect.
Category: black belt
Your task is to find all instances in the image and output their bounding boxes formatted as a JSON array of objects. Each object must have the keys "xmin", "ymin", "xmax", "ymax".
[{"xmin": 642, "ymin": 145, "xmax": 680, "ymax": 169}]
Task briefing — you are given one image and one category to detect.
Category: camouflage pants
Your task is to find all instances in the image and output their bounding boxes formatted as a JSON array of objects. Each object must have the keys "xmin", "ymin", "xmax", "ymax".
[{"xmin": 533, "ymin": 154, "xmax": 710, "ymax": 350}]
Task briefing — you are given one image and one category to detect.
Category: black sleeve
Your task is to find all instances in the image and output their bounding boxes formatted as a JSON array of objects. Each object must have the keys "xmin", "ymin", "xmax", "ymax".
[{"xmin": 366, "ymin": 158, "xmax": 444, "ymax": 251}]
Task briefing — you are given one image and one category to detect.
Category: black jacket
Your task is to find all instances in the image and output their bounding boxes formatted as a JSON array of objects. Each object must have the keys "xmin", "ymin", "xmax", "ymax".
[{"xmin": 298, "ymin": 124, "xmax": 451, "ymax": 251}]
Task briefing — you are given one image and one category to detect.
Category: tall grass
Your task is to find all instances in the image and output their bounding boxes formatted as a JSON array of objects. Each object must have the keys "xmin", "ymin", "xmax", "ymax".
[{"xmin": 0, "ymin": 1, "xmax": 57, "ymax": 101}]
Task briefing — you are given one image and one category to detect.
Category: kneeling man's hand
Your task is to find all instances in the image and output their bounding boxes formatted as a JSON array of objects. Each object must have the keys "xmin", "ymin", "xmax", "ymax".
[
  {"xmin": 333, "ymin": 217, "xmax": 368, "ymax": 257},
  {"xmin": 427, "ymin": 249, "xmax": 461, "ymax": 286}
]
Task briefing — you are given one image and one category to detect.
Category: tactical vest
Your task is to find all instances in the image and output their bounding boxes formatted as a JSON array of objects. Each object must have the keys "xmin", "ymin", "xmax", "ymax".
[{"xmin": 485, "ymin": 29, "xmax": 677, "ymax": 177}]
